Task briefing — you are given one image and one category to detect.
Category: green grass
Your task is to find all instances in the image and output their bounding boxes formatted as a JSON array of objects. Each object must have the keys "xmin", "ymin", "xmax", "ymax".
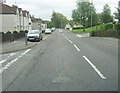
[{"xmin": 72, "ymin": 24, "xmax": 106, "ymax": 33}]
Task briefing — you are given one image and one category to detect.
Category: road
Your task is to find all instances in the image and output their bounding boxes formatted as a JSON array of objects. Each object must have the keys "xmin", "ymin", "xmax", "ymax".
[{"xmin": 0, "ymin": 29, "xmax": 118, "ymax": 91}]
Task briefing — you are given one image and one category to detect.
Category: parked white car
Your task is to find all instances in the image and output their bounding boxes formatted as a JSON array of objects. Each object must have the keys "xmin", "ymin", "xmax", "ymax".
[
  {"xmin": 27, "ymin": 30, "xmax": 43, "ymax": 42},
  {"xmin": 45, "ymin": 28, "xmax": 52, "ymax": 34},
  {"xmin": 51, "ymin": 27, "xmax": 55, "ymax": 32}
]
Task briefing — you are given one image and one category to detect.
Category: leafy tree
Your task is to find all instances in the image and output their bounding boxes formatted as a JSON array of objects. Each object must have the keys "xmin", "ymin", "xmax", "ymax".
[
  {"xmin": 51, "ymin": 11, "xmax": 68, "ymax": 28},
  {"xmin": 114, "ymin": 1, "xmax": 120, "ymax": 23},
  {"xmin": 72, "ymin": 0, "xmax": 98, "ymax": 30},
  {"xmin": 43, "ymin": 20, "xmax": 54, "ymax": 28},
  {"xmin": 72, "ymin": 9, "xmax": 80, "ymax": 23},
  {"xmin": 101, "ymin": 4, "xmax": 113, "ymax": 24}
]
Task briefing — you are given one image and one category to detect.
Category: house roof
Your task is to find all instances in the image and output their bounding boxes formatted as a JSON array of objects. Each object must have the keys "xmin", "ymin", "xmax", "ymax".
[
  {"xmin": 18, "ymin": 8, "xmax": 22, "ymax": 14},
  {"xmin": 22, "ymin": 10, "xmax": 27, "ymax": 17},
  {"xmin": 31, "ymin": 17, "xmax": 42, "ymax": 23},
  {"xmin": 11, "ymin": 5, "xmax": 18, "ymax": 14},
  {"xmin": 0, "ymin": 3, "xmax": 14, "ymax": 14},
  {"xmin": 31, "ymin": 17, "xmax": 37, "ymax": 22}
]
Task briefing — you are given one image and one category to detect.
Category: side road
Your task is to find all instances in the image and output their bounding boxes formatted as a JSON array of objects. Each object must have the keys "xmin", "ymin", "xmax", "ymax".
[{"xmin": 0, "ymin": 38, "xmax": 38, "ymax": 54}]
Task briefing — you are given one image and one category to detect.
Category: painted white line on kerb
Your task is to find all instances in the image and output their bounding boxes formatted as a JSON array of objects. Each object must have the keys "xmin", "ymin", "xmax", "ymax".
[
  {"xmin": 83, "ymin": 56, "xmax": 107, "ymax": 79},
  {"xmin": 74, "ymin": 44, "xmax": 80, "ymax": 51},
  {"xmin": 69, "ymin": 40, "xmax": 72, "ymax": 43},
  {"xmin": 43, "ymin": 37, "xmax": 47, "ymax": 40},
  {"xmin": 0, "ymin": 53, "xmax": 16, "ymax": 64},
  {"xmin": 0, "ymin": 49, "xmax": 31, "ymax": 73}
]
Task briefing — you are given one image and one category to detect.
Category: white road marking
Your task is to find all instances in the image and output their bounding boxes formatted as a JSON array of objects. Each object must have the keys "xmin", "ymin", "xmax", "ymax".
[
  {"xmin": 64, "ymin": 36, "xmax": 67, "ymax": 39},
  {"xmin": 66, "ymin": 38, "xmax": 69, "ymax": 40},
  {"xmin": 76, "ymin": 35, "xmax": 83, "ymax": 38},
  {"xmin": 0, "ymin": 49, "xmax": 31, "ymax": 73},
  {"xmin": 103, "ymin": 38, "xmax": 114, "ymax": 40},
  {"xmin": 43, "ymin": 37, "xmax": 47, "ymax": 40},
  {"xmin": 10, "ymin": 53, "xmax": 16, "ymax": 56},
  {"xmin": 74, "ymin": 44, "xmax": 80, "ymax": 51},
  {"xmin": 69, "ymin": 40, "xmax": 73, "ymax": 44},
  {"xmin": 83, "ymin": 56, "xmax": 107, "ymax": 79},
  {"xmin": 0, "ymin": 53, "xmax": 16, "ymax": 64}
]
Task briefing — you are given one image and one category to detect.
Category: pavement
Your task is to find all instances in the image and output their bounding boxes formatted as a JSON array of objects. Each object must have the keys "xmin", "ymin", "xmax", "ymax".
[{"xmin": 0, "ymin": 38, "xmax": 38, "ymax": 54}]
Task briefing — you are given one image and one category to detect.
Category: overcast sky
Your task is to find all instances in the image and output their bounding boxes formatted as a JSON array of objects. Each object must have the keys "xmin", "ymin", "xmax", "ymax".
[{"xmin": 6, "ymin": 0, "xmax": 118, "ymax": 20}]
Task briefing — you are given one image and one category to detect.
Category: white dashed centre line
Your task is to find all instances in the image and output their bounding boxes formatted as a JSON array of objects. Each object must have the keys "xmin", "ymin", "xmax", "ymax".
[
  {"xmin": 69, "ymin": 40, "xmax": 73, "ymax": 44},
  {"xmin": 83, "ymin": 56, "xmax": 107, "ymax": 79},
  {"xmin": 74, "ymin": 44, "xmax": 80, "ymax": 52}
]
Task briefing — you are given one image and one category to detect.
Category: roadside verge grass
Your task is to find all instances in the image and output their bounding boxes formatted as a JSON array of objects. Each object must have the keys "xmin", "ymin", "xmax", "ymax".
[{"xmin": 72, "ymin": 24, "xmax": 105, "ymax": 33}]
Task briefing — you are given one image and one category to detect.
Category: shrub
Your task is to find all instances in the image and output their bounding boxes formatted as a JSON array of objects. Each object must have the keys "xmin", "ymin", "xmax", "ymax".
[
  {"xmin": 13, "ymin": 31, "xmax": 18, "ymax": 34},
  {"xmin": 25, "ymin": 30, "xmax": 28, "ymax": 33},
  {"xmin": 99, "ymin": 24, "xmax": 105, "ymax": 30},
  {"xmin": 90, "ymin": 31, "xmax": 96, "ymax": 37},
  {"xmin": 114, "ymin": 23, "xmax": 120, "ymax": 30},
  {"xmin": 6, "ymin": 31, "xmax": 12, "ymax": 34},
  {"xmin": 105, "ymin": 23, "xmax": 113, "ymax": 30}
]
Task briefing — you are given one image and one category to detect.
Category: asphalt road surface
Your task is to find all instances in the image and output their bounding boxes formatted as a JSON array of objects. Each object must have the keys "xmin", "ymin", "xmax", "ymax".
[{"xmin": 0, "ymin": 29, "xmax": 118, "ymax": 91}]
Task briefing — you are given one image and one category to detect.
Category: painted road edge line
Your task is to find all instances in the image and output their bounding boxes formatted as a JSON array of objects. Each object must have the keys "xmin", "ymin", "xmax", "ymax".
[
  {"xmin": 74, "ymin": 44, "xmax": 80, "ymax": 52},
  {"xmin": 83, "ymin": 56, "xmax": 107, "ymax": 79},
  {"xmin": 0, "ymin": 49, "xmax": 31, "ymax": 73},
  {"xmin": 0, "ymin": 53, "xmax": 16, "ymax": 64}
]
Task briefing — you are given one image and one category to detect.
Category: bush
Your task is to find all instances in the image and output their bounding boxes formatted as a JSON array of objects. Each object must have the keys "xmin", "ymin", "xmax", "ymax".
[
  {"xmin": 105, "ymin": 23, "xmax": 113, "ymax": 30},
  {"xmin": 114, "ymin": 23, "xmax": 120, "ymax": 30},
  {"xmin": 13, "ymin": 31, "xmax": 18, "ymax": 34},
  {"xmin": 25, "ymin": 30, "xmax": 28, "ymax": 33},
  {"xmin": 19, "ymin": 30, "xmax": 25, "ymax": 38},
  {"xmin": 90, "ymin": 31, "xmax": 96, "ymax": 37},
  {"xmin": 99, "ymin": 24, "xmax": 105, "ymax": 30}
]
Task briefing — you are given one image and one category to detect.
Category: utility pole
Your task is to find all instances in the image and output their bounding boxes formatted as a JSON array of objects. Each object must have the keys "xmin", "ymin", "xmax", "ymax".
[
  {"xmin": 80, "ymin": 4, "xmax": 81, "ymax": 29},
  {"xmin": 91, "ymin": 0, "xmax": 93, "ymax": 27}
]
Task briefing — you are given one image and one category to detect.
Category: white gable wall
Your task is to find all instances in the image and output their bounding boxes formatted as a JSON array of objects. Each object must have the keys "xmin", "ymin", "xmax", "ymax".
[{"xmin": 0, "ymin": 14, "xmax": 17, "ymax": 33}]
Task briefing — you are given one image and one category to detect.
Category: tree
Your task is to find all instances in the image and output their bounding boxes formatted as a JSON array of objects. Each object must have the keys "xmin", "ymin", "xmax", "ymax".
[
  {"xmin": 101, "ymin": 4, "xmax": 113, "ymax": 24},
  {"xmin": 72, "ymin": 9, "xmax": 80, "ymax": 23},
  {"xmin": 51, "ymin": 11, "xmax": 68, "ymax": 28},
  {"xmin": 114, "ymin": 1, "xmax": 120, "ymax": 23},
  {"xmin": 72, "ymin": 0, "xmax": 97, "ymax": 30},
  {"xmin": 43, "ymin": 20, "xmax": 54, "ymax": 28}
]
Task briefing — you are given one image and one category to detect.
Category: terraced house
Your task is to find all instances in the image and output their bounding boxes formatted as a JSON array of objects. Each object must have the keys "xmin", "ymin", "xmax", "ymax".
[{"xmin": 0, "ymin": 3, "xmax": 32, "ymax": 33}]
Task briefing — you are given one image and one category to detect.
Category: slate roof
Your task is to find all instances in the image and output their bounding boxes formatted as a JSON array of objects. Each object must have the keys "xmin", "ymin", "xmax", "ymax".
[{"xmin": 0, "ymin": 3, "xmax": 14, "ymax": 14}]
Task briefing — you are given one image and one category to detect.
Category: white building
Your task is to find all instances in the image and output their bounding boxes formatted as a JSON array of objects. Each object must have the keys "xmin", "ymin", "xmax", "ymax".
[
  {"xmin": 0, "ymin": 3, "xmax": 32, "ymax": 33},
  {"xmin": 0, "ymin": 4, "xmax": 19, "ymax": 33},
  {"xmin": 31, "ymin": 17, "xmax": 42, "ymax": 30}
]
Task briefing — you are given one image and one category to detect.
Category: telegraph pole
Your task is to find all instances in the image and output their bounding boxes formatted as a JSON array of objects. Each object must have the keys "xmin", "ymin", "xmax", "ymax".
[{"xmin": 91, "ymin": 0, "xmax": 93, "ymax": 27}]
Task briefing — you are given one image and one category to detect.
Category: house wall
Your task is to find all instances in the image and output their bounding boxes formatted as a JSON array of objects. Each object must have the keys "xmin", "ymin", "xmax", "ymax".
[
  {"xmin": 28, "ymin": 17, "xmax": 32, "ymax": 31},
  {"xmin": 32, "ymin": 22, "xmax": 39, "ymax": 30},
  {"xmin": 16, "ymin": 10, "xmax": 20, "ymax": 31},
  {"xmin": 23, "ymin": 16, "xmax": 29, "ymax": 31},
  {"xmin": 0, "ymin": 14, "xmax": 16, "ymax": 33}
]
